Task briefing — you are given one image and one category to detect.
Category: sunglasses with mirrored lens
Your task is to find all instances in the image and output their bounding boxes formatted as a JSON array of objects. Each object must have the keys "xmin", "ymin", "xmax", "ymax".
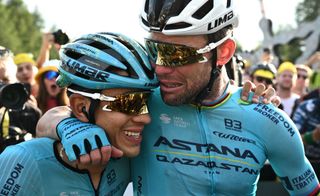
[
  {"xmin": 255, "ymin": 76, "xmax": 273, "ymax": 85},
  {"xmin": 67, "ymin": 88, "xmax": 151, "ymax": 115},
  {"xmin": 144, "ymin": 34, "xmax": 232, "ymax": 67},
  {"xmin": 297, "ymin": 74, "xmax": 308, "ymax": 80},
  {"xmin": 144, "ymin": 39, "xmax": 207, "ymax": 67},
  {"xmin": 44, "ymin": 71, "xmax": 59, "ymax": 80}
]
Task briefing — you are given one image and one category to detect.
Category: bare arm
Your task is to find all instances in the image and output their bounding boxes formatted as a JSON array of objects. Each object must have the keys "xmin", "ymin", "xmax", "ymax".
[
  {"xmin": 36, "ymin": 33, "xmax": 54, "ymax": 68},
  {"xmin": 36, "ymin": 106, "xmax": 71, "ymax": 139}
]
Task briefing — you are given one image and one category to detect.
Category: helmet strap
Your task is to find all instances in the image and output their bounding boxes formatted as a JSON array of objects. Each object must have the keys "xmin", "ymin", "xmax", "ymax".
[
  {"xmin": 87, "ymin": 99, "xmax": 99, "ymax": 124},
  {"xmin": 195, "ymin": 48, "xmax": 221, "ymax": 103}
]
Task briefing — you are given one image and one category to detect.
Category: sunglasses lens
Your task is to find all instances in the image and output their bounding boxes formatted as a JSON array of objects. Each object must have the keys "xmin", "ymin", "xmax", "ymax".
[
  {"xmin": 266, "ymin": 79, "xmax": 273, "ymax": 85},
  {"xmin": 45, "ymin": 71, "xmax": 59, "ymax": 80},
  {"xmin": 255, "ymin": 77, "xmax": 273, "ymax": 85},
  {"xmin": 105, "ymin": 92, "xmax": 150, "ymax": 115},
  {"xmin": 298, "ymin": 75, "xmax": 307, "ymax": 80},
  {"xmin": 145, "ymin": 39, "xmax": 206, "ymax": 67}
]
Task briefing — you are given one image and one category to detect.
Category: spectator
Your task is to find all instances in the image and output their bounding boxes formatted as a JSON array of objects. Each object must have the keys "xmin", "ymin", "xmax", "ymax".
[
  {"xmin": 305, "ymin": 51, "xmax": 320, "ymax": 91},
  {"xmin": 249, "ymin": 63, "xmax": 277, "ymax": 88},
  {"xmin": 35, "ymin": 59, "xmax": 68, "ymax": 113},
  {"xmin": 293, "ymin": 64, "xmax": 313, "ymax": 97},
  {"xmin": 14, "ymin": 53, "xmax": 39, "ymax": 105},
  {"xmin": 276, "ymin": 61, "xmax": 300, "ymax": 117},
  {"xmin": 292, "ymin": 98, "xmax": 320, "ymax": 178},
  {"xmin": 0, "ymin": 47, "xmax": 16, "ymax": 84},
  {"xmin": 0, "ymin": 47, "xmax": 41, "ymax": 152},
  {"xmin": 260, "ymin": 48, "xmax": 274, "ymax": 64}
]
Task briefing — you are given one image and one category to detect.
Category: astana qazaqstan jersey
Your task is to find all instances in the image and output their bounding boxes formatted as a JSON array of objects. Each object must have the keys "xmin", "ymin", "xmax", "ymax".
[
  {"xmin": 132, "ymin": 85, "xmax": 320, "ymax": 196},
  {"xmin": 0, "ymin": 138, "xmax": 130, "ymax": 196}
]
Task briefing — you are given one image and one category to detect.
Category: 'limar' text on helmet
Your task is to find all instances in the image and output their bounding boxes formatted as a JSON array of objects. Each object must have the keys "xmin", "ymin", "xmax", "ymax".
[
  {"xmin": 207, "ymin": 11, "xmax": 234, "ymax": 31},
  {"xmin": 65, "ymin": 59, "xmax": 110, "ymax": 82}
]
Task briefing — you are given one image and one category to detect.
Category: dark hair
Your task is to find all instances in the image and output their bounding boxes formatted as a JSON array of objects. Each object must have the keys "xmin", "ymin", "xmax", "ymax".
[{"xmin": 36, "ymin": 75, "xmax": 68, "ymax": 113}]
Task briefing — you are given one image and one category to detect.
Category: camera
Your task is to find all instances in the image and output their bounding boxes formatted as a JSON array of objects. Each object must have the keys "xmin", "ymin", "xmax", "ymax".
[
  {"xmin": 0, "ymin": 83, "xmax": 29, "ymax": 110},
  {"xmin": 52, "ymin": 29, "xmax": 70, "ymax": 45}
]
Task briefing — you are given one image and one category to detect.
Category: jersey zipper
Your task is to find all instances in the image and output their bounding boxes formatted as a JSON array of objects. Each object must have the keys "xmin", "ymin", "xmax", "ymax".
[{"xmin": 196, "ymin": 106, "xmax": 216, "ymax": 195}]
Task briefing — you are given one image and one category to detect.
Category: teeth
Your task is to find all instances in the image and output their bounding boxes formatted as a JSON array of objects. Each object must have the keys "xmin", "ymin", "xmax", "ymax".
[
  {"xmin": 166, "ymin": 84, "xmax": 179, "ymax": 87},
  {"xmin": 124, "ymin": 131, "xmax": 140, "ymax": 139}
]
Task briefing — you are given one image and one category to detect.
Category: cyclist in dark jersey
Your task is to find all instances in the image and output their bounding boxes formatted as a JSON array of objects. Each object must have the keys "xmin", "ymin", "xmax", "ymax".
[{"xmin": 0, "ymin": 32, "xmax": 158, "ymax": 195}]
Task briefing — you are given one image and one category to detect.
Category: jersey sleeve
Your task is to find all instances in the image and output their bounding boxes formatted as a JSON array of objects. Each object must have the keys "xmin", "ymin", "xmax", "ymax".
[
  {"xmin": 0, "ymin": 145, "xmax": 44, "ymax": 195},
  {"xmin": 262, "ymin": 108, "xmax": 320, "ymax": 195}
]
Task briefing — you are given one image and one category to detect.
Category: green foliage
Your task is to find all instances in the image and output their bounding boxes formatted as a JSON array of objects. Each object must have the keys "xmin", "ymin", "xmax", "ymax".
[
  {"xmin": 296, "ymin": 0, "xmax": 320, "ymax": 23},
  {"xmin": 0, "ymin": 0, "xmax": 44, "ymax": 57}
]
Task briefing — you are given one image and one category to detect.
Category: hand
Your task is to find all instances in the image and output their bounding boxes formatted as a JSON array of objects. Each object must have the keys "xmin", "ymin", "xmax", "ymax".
[
  {"xmin": 77, "ymin": 146, "xmax": 123, "ymax": 168},
  {"xmin": 240, "ymin": 80, "xmax": 281, "ymax": 107},
  {"xmin": 41, "ymin": 33, "xmax": 54, "ymax": 50},
  {"xmin": 56, "ymin": 117, "xmax": 121, "ymax": 161}
]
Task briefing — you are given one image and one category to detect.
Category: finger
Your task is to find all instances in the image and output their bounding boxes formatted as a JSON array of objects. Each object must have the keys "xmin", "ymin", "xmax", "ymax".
[
  {"xmin": 100, "ymin": 146, "xmax": 112, "ymax": 165},
  {"xmin": 271, "ymin": 96, "xmax": 281, "ymax": 107},
  {"xmin": 64, "ymin": 146, "xmax": 77, "ymax": 161},
  {"xmin": 97, "ymin": 132, "xmax": 111, "ymax": 147},
  {"xmin": 79, "ymin": 153, "xmax": 91, "ymax": 165},
  {"xmin": 262, "ymin": 87, "xmax": 276, "ymax": 104},
  {"xmin": 111, "ymin": 146, "xmax": 124, "ymax": 158},
  {"xmin": 241, "ymin": 81, "xmax": 254, "ymax": 101},
  {"xmin": 252, "ymin": 84, "xmax": 265, "ymax": 103},
  {"xmin": 89, "ymin": 149, "xmax": 103, "ymax": 166}
]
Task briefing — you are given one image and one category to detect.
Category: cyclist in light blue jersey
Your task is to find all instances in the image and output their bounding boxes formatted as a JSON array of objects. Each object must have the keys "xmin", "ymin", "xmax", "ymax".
[
  {"xmin": 35, "ymin": 0, "xmax": 317, "ymax": 195},
  {"xmin": 0, "ymin": 32, "xmax": 158, "ymax": 195},
  {"xmin": 128, "ymin": 0, "xmax": 319, "ymax": 195}
]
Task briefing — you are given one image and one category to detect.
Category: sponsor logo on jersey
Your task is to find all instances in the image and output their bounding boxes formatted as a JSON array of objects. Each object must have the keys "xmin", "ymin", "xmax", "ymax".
[
  {"xmin": 0, "ymin": 163, "xmax": 24, "ymax": 196},
  {"xmin": 253, "ymin": 104, "xmax": 295, "ymax": 137},
  {"xmin": 280, "ymin": 169, "xmax": 317, "ymax": 191},
  {"xmin": 159, "ymin": 114, "xmax": 190, "ymax": 128},
  {"xmin": 213, "ymin": 131, "xmax": 256, "ymax": 145},
  {"xmin": 154, "ymin": 136, "xmax": 259, "ymax": 164},
  {"xmin": 159, "ymin": 114, "xmax": 171, "ymax": 124},
  {"xmin": 224, "ymin": 118, "xmax": 242, "ymax": 132}
]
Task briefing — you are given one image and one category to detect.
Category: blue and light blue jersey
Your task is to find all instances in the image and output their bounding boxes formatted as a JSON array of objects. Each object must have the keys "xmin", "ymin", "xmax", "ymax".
[
  {"xmin": 0, "ymin": 138, "xmax": 130, "ymax": 196},
  {"xmin": 132, "ymin": 86, "xmax": 320, "ymax": 196},
  {"xmin": 292, "ymin": 98, "xmax": 320, "ymax": 160}
]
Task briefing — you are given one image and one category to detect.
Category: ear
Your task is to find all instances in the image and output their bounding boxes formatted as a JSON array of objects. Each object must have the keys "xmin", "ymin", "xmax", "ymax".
[
  {"xmin": 216, "ymin": 39, "xmax": 236, "ymax": 66},
  {"xmin": 69, "ymin": 94, "xmax": 90, "ymax": 122}
]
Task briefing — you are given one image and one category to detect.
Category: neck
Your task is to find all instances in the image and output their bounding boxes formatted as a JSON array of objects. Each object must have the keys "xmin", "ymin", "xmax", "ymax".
[
  {"xmin": 57, "ymin": 143, "xmax": 105, "ymax": 189},
  {"xmin": 201, "ymin": 69, "xmax": 229, "ymax": 104},
  {"xmin": 277, "ymin": 88, "xmax": 292, "ymax": 99}
]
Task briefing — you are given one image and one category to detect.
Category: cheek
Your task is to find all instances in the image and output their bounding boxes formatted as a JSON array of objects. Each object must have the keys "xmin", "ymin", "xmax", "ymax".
[{"xmin": 95, "ymin": 112, "xmax": 129, "ymax": 145}]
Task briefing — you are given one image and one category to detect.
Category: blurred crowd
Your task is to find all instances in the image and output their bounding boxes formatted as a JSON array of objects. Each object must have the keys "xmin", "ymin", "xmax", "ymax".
[{"xmin": 0, "ymin": 32, "xmax": 69, "ymax": 152}]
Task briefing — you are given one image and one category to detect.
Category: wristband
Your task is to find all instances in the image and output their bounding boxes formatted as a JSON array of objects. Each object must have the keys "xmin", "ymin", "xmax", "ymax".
[{"xmin": 303, "ymin": 132, "xmax": 315, "ymax": 145}]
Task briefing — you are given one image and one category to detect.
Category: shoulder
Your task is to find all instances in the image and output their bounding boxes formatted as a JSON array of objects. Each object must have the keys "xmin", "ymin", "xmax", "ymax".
[
  {"xmin": 1, "ymin": 138, "xmax": 55, "ymax": 161},
  {"xmin": 298, "ymin": 98, "xmax": 319, "ymax": 111}
]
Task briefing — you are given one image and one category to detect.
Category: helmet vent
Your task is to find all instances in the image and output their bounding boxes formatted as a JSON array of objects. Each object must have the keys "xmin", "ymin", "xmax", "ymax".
[
  {"xmin": 192, "ymin": 0, "xmax": 213, "ymax": 19},
  {"xmin": 164, "ymin": 22, "xmax": 192, "ymax": 30},
  {"xmin": 227, "ymin": 0, "xmax": 231, "ymax": 8}
]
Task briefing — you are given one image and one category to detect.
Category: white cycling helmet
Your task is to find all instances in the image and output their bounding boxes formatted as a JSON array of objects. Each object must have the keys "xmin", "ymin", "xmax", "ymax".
[{"xmin": 140, "ymin": 0, "xmax": 239, "ymax": 35}]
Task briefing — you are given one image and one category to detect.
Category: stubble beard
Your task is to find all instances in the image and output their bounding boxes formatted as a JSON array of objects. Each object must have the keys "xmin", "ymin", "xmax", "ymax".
[{"xmin": 160, "ymin": 76, "xmax": 209, "ymax": 106}]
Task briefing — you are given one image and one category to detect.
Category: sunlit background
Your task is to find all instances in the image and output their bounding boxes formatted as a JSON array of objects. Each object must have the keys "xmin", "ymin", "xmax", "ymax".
[{"xmin": 24, "ymin": 0, "xmax": 302, "ymax": 51}]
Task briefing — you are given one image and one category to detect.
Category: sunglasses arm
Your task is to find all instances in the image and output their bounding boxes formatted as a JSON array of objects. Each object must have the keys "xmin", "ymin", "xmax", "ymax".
[
  {"xmin": 197, "ymin": 33, "xmax": 232, "ymax": 54},
  {"xmin": 67, "ymin": 88, "xmax": 116, "ymax": 102}
]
